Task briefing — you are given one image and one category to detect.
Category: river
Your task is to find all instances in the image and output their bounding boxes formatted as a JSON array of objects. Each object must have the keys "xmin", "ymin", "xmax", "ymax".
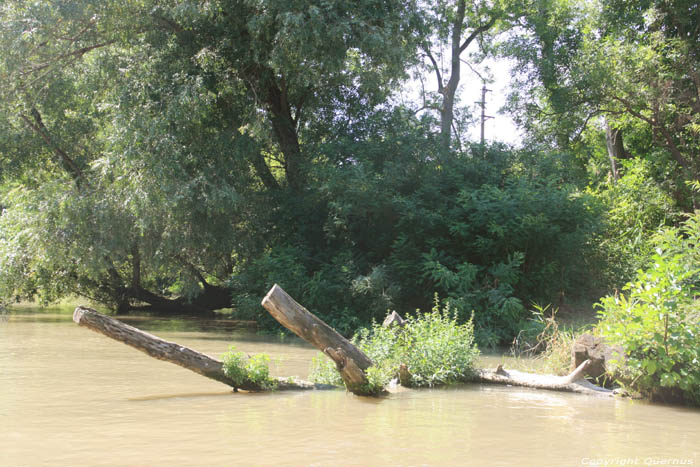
[{"xmin": 1, "ymin": 307, "xmax": 698, "ymax": 466}]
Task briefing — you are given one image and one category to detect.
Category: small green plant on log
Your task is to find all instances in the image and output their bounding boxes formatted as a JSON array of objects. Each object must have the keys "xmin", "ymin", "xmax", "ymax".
[
  {"xmin": 222, "ymin": 346, "xmax": 277, "ymax": 390},
  {"xmin": 310, "ymin": 297, "xmax": 480, "ymax": 390},
  {"xmin": 309, "ymin": 354, "xmax": 343, "ymax": 386}
]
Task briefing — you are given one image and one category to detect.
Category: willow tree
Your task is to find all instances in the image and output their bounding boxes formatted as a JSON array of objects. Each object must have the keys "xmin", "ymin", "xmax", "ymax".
[{"xmin": 0, "ymin": 0, "xmax": 421, "ymax": 313}]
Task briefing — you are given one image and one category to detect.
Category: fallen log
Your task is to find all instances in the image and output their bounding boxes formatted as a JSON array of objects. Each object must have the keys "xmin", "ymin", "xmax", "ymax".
[
  {"xmin": 72, "ymin": 306, "xmax": 333, "ymax": 392},
  {"xmin": 261, "ymin": 284, "xmax": 375, "ymax": 395},
  {"xmin": 73, "ymin": 295, "xmax": 616, "ymax": 398},
  {"xmin": 261, "ymin": 285, "xmax": 616, "ymax": 398},
  {"xmin": 475, "ymin": 360, "xmax": 614, "ymax": 396}
]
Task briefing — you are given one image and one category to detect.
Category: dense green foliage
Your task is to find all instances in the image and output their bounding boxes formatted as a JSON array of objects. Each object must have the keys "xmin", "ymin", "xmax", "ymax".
[
  {"xmin": 310, "ymin": 298, "xmax": 480, "ymax": 391},
  {"xmin": 591, "ymin": 160, "xmax": 681, "ymax": 288},
  {"xmin": 229, "ymin": 143, "xmax": 602, "ymax": 341},
  {"xmin": 597, "ymin": 211, "xmax": 700, "ymax": 404},
  {"xmin": 0, "ymin": 0, "xmax": 698, "ymax": 401}
]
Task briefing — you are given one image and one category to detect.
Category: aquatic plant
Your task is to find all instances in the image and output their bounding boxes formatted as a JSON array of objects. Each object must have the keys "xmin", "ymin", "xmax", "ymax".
[{"xmin": 511, "ymin": 304, "xmax": 584, "ymax": 376}]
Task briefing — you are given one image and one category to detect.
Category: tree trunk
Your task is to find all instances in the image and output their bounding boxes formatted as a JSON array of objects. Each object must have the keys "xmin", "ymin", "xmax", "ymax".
[
  {"xmin": 439, "ymin": 0, "xmax": 466, "ymax": 149},
  {"xmin": 431, "ymin": 3, "xmax": 497, "ymax": 150},
  {"xmin": 475, "ymin": 360, "xmax": 613, "ymax": 396},
  {"xmin": 266, "ymin": 82, "xmax": 303, "ymax": 191},
  {"xmin": 605, "ymin": 121, "xmax": 628, "ymax": 181},
  {"xmin": 72, "ymin": 306, "xmax": 332, "ymax": 391},
  {"xmin": 261, "ymin": 284, "xmax": 375, "ymax": 395}
]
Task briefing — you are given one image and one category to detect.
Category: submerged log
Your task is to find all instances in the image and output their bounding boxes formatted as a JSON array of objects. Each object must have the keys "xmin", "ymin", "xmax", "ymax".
[
  {"xmin": 72, "ymin": 306, "xmax": 333, "ymax": 392},
  {"xmin": 475, "ymin": 359, "xmax": 614, "ymax": 396},
  {"xmin": 261, "ymin": 284, "xmax": 375, "ymax": 395}
]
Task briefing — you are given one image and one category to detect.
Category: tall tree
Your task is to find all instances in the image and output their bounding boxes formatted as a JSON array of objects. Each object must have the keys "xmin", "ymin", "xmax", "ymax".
[{"xmin": 419, "ymin": 0, "xmax": 502, "ymax": 148}]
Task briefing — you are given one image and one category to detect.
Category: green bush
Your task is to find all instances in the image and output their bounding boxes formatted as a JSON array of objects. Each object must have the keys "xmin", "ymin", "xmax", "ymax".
[
  {"xmin": 310, "ymin": 297, "xmax": 480, "ymax": 391},
  {"xmin": 596, "ymin": 210, "xmax": 700, "ymax": 405},
  {"xmin": 228, "ymin": 142, "xmax": 600, "ymax": 346},
  {"xmin": 221, "ymin": 346, "xmax": 277, "ymax": 390},
  {"xmin": 388, "ymin": 157, "xmax": 601, "ymax": 344}
]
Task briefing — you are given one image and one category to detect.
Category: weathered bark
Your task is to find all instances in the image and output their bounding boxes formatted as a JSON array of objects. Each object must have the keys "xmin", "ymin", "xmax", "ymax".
[
  {"xmin": 261, "ymin": 284, "xmax": 375, "ymax": 395},
  {"xmin": 475, "ymin": 360, "xmax": 614, "ymax": 397},
  {"xmin": 572, "ymin": 333, "xmax": 625, "ymax": 386},
  {"xmin": 382, "ymin": 311, "xmax": 406, "ymax": 328},
  {"xmin": 72, "ymin": 306, "xmax": 332, "ymax": 391}
]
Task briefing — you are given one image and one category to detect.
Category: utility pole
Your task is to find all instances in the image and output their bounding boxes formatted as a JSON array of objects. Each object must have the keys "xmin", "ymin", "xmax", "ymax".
[{"xmin": 476, "ymin": 84, "xmax": 493, "ymax": 146}]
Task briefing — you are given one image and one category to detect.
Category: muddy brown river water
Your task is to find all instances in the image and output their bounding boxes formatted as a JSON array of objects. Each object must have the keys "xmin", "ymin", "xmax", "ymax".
[{"xmin": 1, "ymin": 308, "xmax": 699, "ymax": 466}]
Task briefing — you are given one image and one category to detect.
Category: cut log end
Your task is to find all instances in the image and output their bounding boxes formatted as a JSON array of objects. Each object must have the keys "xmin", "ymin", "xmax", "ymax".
[
  {"xmin": 262, "ymin": 284, "xmax": 376, "ymax": 396},
  {"xmin": 73, "ymin": 306, "xmax": 87, "ymax": 324}
]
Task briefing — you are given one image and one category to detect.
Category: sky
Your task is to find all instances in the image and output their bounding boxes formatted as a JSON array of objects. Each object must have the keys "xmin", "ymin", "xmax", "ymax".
[{"xmin": 462, "ymin": 58, "xmax": 522, "ymax": 146}]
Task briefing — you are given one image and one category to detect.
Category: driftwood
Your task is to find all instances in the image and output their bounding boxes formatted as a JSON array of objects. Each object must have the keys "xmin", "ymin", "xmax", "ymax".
[
  {"xmin": 72, "ymin": 306, "xmax": 333, "ymax": 392},
  {"xmin": 261, "ymin": 284, "xmax": 375, "ymax": 395},
  {"xmin": 475, "ymin": 360, "xmax": 614, "ymax": 396}
]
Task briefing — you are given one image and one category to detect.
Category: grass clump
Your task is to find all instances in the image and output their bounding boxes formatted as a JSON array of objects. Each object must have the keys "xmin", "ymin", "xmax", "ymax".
[
  {"xmin": 511, "ymin": 304, "xmax": 584, "ymax": 376},
  {"xmin": 310, "ymin": 297, "xmax": 480, "ymax": 391},
  {"xmin": 221, "ymin": 346, "xmax": 277, "ymax": 390},
  {"xmin": 309, "ymin": 354, "xmax": 343, "ymax": 386}
]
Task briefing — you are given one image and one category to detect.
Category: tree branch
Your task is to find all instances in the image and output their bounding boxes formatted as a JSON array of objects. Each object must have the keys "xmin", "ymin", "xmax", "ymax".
[
  {"xmin": 423, "ymin": 48, "xmax": 443, "ymax": 92},
  {"xmin": 459, "ymin": 17, "xmax": 497, "ymax": 54},
  {"xmin": 20, "ymin": 40, "xmax": 116, "ymax": 76},
  {"xmin": 611, "ymin": 95, "xmax": 690, "ymax": 170},
  {"xmin": 20, "ymin": 108, "xmax": 86, "ymax": 185}
]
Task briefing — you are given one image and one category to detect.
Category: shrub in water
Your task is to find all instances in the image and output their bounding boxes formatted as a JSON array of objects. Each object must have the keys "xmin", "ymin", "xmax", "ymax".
[{"xmin": 310, "ymin": 297, "xmax": 480, "ymax": 390}]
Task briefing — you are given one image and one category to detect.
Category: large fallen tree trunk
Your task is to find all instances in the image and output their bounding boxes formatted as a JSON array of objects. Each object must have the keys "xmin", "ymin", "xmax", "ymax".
[
  {"xmin": 72, "ymin": 306, "xmax": 332, "ymax": 392},
  {"xmin": 475, "ymin": 360, "xmax": 614, "ymax": 397},
  {"xmin": 261, "ymin": 284, "xmax": 375, "ymax": 395}
]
